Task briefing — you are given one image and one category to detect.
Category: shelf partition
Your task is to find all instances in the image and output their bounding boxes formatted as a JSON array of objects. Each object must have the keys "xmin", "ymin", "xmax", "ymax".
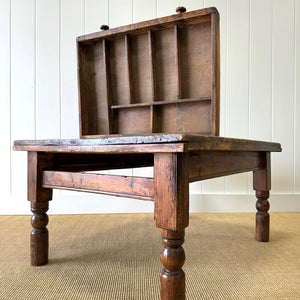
[
  {"xmin": 148, "ymin": 30, "xmax": 158, "ymax": 132},
  {"xmin": 125, "ymin": 34, "xmax": 133, "ymax": 104},
  {"xmin": 102, "ymin": 39, "xmax": 112, "ymax": 134},
  {"xmin": 174, "ymin": 25, "xmax": 182, "ymax": 99}
]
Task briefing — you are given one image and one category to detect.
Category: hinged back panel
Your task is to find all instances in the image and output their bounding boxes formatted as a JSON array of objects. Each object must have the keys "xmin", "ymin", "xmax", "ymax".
[{"xmin": 77, "ymin": 7, "xmax": 220, "ymax": 138}]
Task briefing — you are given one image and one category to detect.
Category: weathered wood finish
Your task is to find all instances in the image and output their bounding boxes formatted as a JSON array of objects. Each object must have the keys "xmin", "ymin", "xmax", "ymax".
[
  {"xmin": 154, "ymin": 153, "xmax": 189, "ymax": 231},
  {"xmin": 14, "ymin": 133, "xmax": 282, "ymax": 152},
  {"xmin": 12, "ymin": 7, "xmax": 282, "ymax": 300},
  {"xmin": 14, "ymin": 142, "xmax": 186, "ymax": 153},
  {"xmin": 189, "ymin": 151, "xmax": 263, "ymax": 182},
  {"xmin": 77, "ymin": 8, "xmax": 220, "ymax": 137},
  {"xmin": 42, "ymin": 171, "xmax": 155, "ymax": 201}
]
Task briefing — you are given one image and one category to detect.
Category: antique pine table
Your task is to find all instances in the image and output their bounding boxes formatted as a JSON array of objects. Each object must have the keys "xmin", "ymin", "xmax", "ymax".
[{"xmin": 14, "ymin": 7, "xmax": 281, "ymax": 300}]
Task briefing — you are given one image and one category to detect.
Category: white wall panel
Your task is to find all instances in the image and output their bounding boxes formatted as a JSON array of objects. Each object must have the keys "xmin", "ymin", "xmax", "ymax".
[
  {"xmin": 181, "ymin": 0, "xmax": 203, "ymax": 10},
  {"xmin": 35, "ymin": 0, "xmax": 60, "ymax": 139},
  {"xmin": 60, "ymin": 0, "xmax": 84, "ymax": 139},
  {"xmin": 272, "ymin": 0, "xmax": 295, "ymax": 193},
  {"xmin": 0, "ymin": 0, "xmax": 11, "ymax": 197},
  {"xmin": 225, "ymin": 0, "xmax": 250, "ymax": 193},
  {"xmin": 10, "ymin": 0, "xmax": 35, "ymax": 199},
  {"xmin": 157, "ymin": 0, "xmax": 180, "ymax": 17},
  {"xmin": 1, "ymin": 0, "xmax": 299, "ymax": 214},
  {"xmin": 109, "ymin": 0, "xmax": 132, "ymax": 27},
  {"xmin": 85, "ymin": 0, "xmax": 108, "ymax": 34},
  {"xmin": 295, "ymin": 0, "xmax": 300, "ymax": 193},
  {"xmin": 249, "ymin": 0, "xmax": 272, "ymax": 141},
  {"xmin": 133, "ymin": 0, "xmax": 156, "ymax": 22}
]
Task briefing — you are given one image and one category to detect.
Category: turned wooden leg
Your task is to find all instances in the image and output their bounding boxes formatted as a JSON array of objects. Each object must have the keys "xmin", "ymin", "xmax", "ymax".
[
  {"xmin": 253, "ymin": 152, "xmax": 271, "ymax": 242},
  {"xmin": 160, "ymin": 229, "xmax": 185, "ymax": 300},
  {"xmin": 255, "ymin": 190, "xmax": 270, "ymax": 242},
  {"xmin": 30, "ymin": 201, "xmax": 49, "ymax": 266}
]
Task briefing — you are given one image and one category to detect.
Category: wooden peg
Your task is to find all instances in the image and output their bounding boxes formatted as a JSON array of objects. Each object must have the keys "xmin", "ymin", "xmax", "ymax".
[
  {"xmin": 176, "ymin": 7, "xmax": 186, "ymax": 14},
  {"xmin": 100, "ymin": 25, "xmax": 109, "ymax": 30}
]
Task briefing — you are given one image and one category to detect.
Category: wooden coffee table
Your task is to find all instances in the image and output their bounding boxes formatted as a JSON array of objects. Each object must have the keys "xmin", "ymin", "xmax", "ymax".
[{"xmin": 14, "ymin": 134, "xmax": 281, "ymax": 299}]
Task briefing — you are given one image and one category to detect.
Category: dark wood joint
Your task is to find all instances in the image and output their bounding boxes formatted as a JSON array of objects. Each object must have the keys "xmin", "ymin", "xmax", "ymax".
[{"xmin": 27, "ymin": 152, "xmax": 53, "ymax": 203}]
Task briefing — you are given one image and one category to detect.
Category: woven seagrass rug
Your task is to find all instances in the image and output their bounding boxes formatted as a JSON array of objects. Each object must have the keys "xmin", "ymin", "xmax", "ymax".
[{"xmin": 1, "ymin": 213, "xmax": 299, "ymax": 299}]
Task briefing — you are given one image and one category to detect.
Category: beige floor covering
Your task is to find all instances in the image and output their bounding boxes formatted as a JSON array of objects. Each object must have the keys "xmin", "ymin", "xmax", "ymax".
[{"xmin": 0, "ymin": 213, "xmax": 299, "ymax": 300}]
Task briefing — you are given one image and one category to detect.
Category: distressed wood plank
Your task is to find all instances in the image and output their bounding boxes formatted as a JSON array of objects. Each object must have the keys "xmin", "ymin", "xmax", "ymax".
[
  {"xmin": 42, "ymin": 171, "xmax": 154, "ymax": 201},
  {"xmin": 77, "ymin": 8, "xmax": 217, "ymax": 43},
  {"xmin": 14, "ymin": 143, "xmax": 186, "ymax": 153},
  {"xmin": 14, "ymin": 133, "xmax": 282, "ymax": 152},
  {"xmin": 154, "ymin": 153, "xmax": 189, "ymax": 231},
  {"xmin": 189, "ymin": 151, "xmax": 262, "ymax": 182}
]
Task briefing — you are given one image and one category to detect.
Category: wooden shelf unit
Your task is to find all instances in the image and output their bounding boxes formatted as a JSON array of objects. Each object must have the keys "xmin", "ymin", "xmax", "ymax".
[{"xmin": 77, "ymin": 7, "xmax": 220, "ymax": 137}]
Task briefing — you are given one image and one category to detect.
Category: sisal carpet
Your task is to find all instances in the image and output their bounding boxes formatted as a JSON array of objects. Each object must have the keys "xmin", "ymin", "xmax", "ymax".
[{"xmin": 0, "ymin": 213, "xmax": 299, "ymax": 299}]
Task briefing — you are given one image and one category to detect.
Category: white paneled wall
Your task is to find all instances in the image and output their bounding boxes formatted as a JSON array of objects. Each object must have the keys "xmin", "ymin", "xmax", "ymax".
[{"xmin": 0, "ymin": 0, "xmax": 299, "ymax": 215}]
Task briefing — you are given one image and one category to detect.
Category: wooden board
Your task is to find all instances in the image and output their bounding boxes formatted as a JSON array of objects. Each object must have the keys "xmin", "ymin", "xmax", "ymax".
[
  {"xmin": 13, "ymin": 133, "xmax": 282, "ymax": 153},
  {"xmin": 77, "ymin": 7, "xmax": 220, "ymax": 138}
]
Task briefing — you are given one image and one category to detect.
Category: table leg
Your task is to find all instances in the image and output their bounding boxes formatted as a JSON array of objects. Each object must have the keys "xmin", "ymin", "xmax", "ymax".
[
  {"xmin": 160, "ymin": 229, "xmax": 185, "ymax": 300},
  {"xmin": 253, "ymin": 152, "xmax": 271, "ymax": 242},
  {"xmin": 27, "ymin": 152, "xmax": 53, "ymax": 265},
  {"xmin": 30, "ymin": 201, "xmax": 49, "ymax": 266},
  {"xmin": 255, "ymin": 191, "xmax": 270, "ymax": 242}
]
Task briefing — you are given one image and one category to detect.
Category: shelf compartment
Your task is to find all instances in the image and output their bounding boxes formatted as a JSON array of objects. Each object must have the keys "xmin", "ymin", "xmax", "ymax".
[
  {"xmin": 112, "ymin": 106, "xmax": 151, "ymax": 134},
  {"xmin": 154, "ymin": 28, "xmax": 178, "ymax": 101},
  {"xmin": 78, "ymin": 41, "xmax": 111, "ymax": 135},
  {"xmin": 180, "ymin": 22, "xmax": 212, "ymax": 99},
  {"xmin": 109, "ymin": 38, "xmax": 130, "ymax": 106},
  {"xmin": 157, "ymin": 101, "xmax": 212, "ymax": 133},
  {"xmin": 131, "ymin": 33, "xmax": 152, "ymax": 103}
]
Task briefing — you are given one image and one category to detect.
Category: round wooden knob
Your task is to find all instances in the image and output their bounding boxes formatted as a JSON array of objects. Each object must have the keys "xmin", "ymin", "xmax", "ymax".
[
  {"xmin": 176, "ymin": 6, "xmax": 186, "ymax": 13},
  {"xmin": 100, "ymin": 25, "xmax": 109, "ymax": 30}
]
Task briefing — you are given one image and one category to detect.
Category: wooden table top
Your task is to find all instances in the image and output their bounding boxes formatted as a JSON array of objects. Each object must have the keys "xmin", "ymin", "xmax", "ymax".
[{"xmin": 13, "ymin": 134, "xmax": 282, "ymax": 154}]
